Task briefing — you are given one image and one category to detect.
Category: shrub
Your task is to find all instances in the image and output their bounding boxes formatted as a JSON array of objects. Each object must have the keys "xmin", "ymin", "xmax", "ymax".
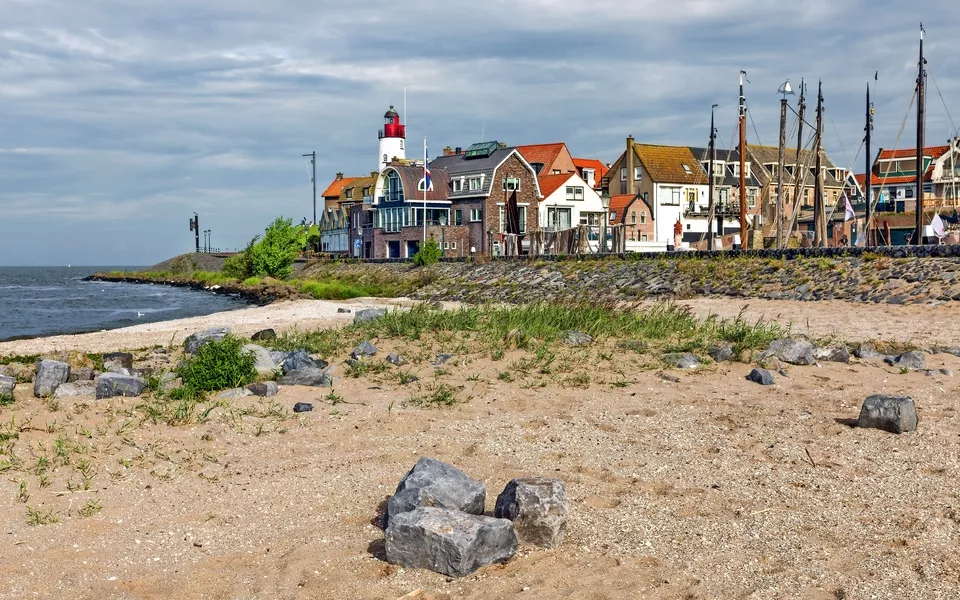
[
  {"xmin": 177, "ymin": 336, "xmax": 257, "ymax": 392},
  {"xmin": 222, "ymin": 236, "xmax": 259, "ymax": 280},
  {"xmin": 250, "ymin": 217, "xmax": 301, "ymax": 279},
  {"xmin": 412, "ymin": 238, "xmax": 443, "ymax": 266}
]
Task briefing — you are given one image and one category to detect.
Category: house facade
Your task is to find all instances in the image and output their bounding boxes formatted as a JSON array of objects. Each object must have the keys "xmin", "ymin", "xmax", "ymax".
[
  {"xmin": 686, "ymin": 147, "xmax": 762, "ymax": 242},
  {"xmin": 865, "ymin": 142, "xmax": 960, "ymax": 212},
  {"xmin": 516, "ymin": 143, "xmax": 577, "ymax": 177},
  {"xmin": 321, "ymin": 173, "xmax": 358, "ymax": 213},
  {"xmin": 608, "ymin": 193, "xmax": 656, "ymax": 243},
  {"xmin": 573, "ymin": 158, "xmax": 608, "ymax": 190},
  {"xmin": 536, "ymin": 172, "xmax": 605, "ymax": 232}
]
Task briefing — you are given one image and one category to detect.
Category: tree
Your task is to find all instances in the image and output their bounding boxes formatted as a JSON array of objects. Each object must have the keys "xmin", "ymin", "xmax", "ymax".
[
  {"xmin": 249, "ymin": 217, "xmax": 301, "ymax": 278},
  {"xmin": 412, "ymin": 238, "xmax": 443, "ymax": 266}
]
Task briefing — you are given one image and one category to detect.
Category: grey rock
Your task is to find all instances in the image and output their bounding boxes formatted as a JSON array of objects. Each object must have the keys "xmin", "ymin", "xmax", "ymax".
[
  {"xmin": 160, "ymin": 373, "xmax": 182, "ymax": 392},
  {"xmin": 217, "ymin": 387, "xmax": 253, "ymax": 400},
  {"xmin": 277, "ymin": 367, "xmax": 332, "ymax": 387},
  {"xmin": 34, "ymin": 360, "xmax": 70, "ymax": 398},
  {"xmin": 250, "ymin": 328, "xmax": 276, "ymax": 342},
  {"xmin": 933, "ymin": 346, "xmax": 960, "ymax": 358},
  {"xmin": 293, "ymin": 402, "xmax": 313, "ymax": 413},
  {"xmin": 243, "ymin": 344, "xmax": 278, "ymax": 378},
  {"xmin": 708, "ymin": 343, "xmax": 734, "ymax": 362},
  {"xmin": 247, "ymin": 381, "xmax": 279, "ymax": 397},
  {"xmin": 268, "ymin": 350, "xmax": 290, "ymax": 366},
  {"xmin": 105, "ymin": 364, "xmax": 132, "ymax": 376},
  {"xmin": 432, "ymin": 353, "xmax": 455, "ymax": 366},
  {"xmin": 95, "ymin": 372, "xmax": 146, "ymax": 399},
  {"xmin": 857, "ymin": 394, "xmax": 919, "ymax": 434},
  {"xmin": 54, "ymin": 381, "xmax": 96, "ymax": 398},
  {"xmin": 0, "ymin": 374, "xmax": 15, "ymax": 398},
  {"xmin": 184, "ymin": 328, "xmax": 229, "ymax": 354},
  {"xmin": 102, "ymin": 352, "xmax": 134, "ymax": 371},
  {"xmin": 354, "ymin": 307, "xmax": 387, "ymax": 324},
  {"xmin": 767, "ymin": 339, "xmax": 815, "ymax": 365},
  {"xmin": 281, "ymin": 350, "xmax": 327, "ymax": 374},
  {"xmin": 663, "ymin": 352, "xmax": 700, "ymax": 370},
  {"xmin": 345, "ymin": 358, "xmax": 362, "ymax": 368},
  {"xmin": 884, "ymin": 351, "xmax": 926, "ymax": 370},
  {"xmin": 351, "ymin": 340, "xmax": 378, "ymax": 359},
  {"xmin": 385, "ymin": 507, "xmax": 517, "ymax": 578},
  {"xmin": 562, "ymin": 331, "xmax": 593, "ymax": 347},
  {"xmin": 813, "ymin": 346, "xmax": 850, "ymax": 363},
  {"xmin": 386, "ymin": 353, "xmax": 408, "ymax": 367},
  {"xmin": 385, "ymin": 457, "xmax": 486, "ymax": 528},
  {"xmin": 854, "ymin": 345, "xmax": 889, "ymax": 361},
  {"xmin": 494, "ymin": 477, "xmax": 569, "ymax": 549},
  {"xmin": 746, "ymin": 368, "xmax": 776, "ymax": 386},
  {"xmin": 68, "ymin": 367, "xmax": 95, "ymax": 382},
  {"xmin": 939, "ymin": 367, "xmax": 953, "ymax": 376},
  {"xmin": 337, "ymin": 307, "xmax": 352, "ymax": 313}
]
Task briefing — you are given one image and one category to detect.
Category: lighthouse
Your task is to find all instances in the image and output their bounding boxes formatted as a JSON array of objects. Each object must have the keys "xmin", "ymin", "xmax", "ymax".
[{"xmin": 378, "ymin": 105, "xmax": 406, "ymax": 171}]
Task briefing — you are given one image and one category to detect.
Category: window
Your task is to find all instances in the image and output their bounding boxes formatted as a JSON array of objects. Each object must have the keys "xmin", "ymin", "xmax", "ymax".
[
  {"xmin": 443, "ymin": 242, "xmax": 449, "ymax": 250},
  {"xmin": 681, "ymin": 164, "xmax": 692, "ymax": 175},
  {"xmin": 580, "ymin": 212, "xmax": 602, "ymax": 226},
  {"xmin": 905, "ymin": 187, "xmax": 914, "ymax": 198},
  {"xmin": 747, "ymin": 188, "xmax": 758, "ymax": 208},
  {"xmin": 640, "ymin": 212, "xmax": 646, "ymax": 224},
  {"xmin": 713, "ymin": 162, "xmax": 725, "ymax": 176},
  {"xmin": 502, "ymin": 177, "xmax": 521, "ymax": 191},
  {"xmin": 498, "ymin": 205, "xmax": 527, "ymax": 234},
  {"xmin": 346, "ymin": 188, "xmax": 354, "ymax": 199},
  {"xmin": 452, "ymin": 178, "xmax": 463, "ymax": 192},
  {"xmin": 547, "ymin": 207, "xmax": 572, "ymax": 229},
  {"xmin": 417, "ymin": 178, "xmax": 432, "ymax": 191},
  {"xmin": 641, "ymin": 234, "xmax": 648, "ymax": 241},
  {"xmin": 552, "ymin": 169, "xmax": 561, "ymax": 174},
  {"xmin": 631, "ymin": 211, "xmax": 636, "ymax": 225},
  {"xmin": 582, "ymin": 168, "xmax": 595, "ymax": 187},
  {"xmin": 565, "ymin": 186, "xmax": 584, "ymax": 201},
  {"xmin": 531, "ymin": 163, "xmax": 544, "ymax": 175},
  {"xmin": 620, "ymin": 167, "xmax": 627, "ymax": 181},
  {"xmin": 455, "ymin": 209, "xmax": 462, "ymax": 226},
  {"xmin": 362, "ymin": 186, "xmax": 370, "ymax": 198},
  {"xmin": 451, "ymin": 242, "xmax": 457, "ymax": 250},
  {"xmin": 609, "ymin": 211, "xmax": 617, "ymax": 222},
  {"xmin": 744, "ymin": 163, "xmax": 751, "ymax": 178},
  {"xmin": 470, "ymin": 208, "xmax": 482, "ymax": 222},
  {"xmin": 468, "ymin": 177, "xmax": 482, "ymax": 191},
  {"xmin": 665, "ymin": 188, "xmax": 681, "ymax": 205},
  {"xmin": 687, "ymin": 189, "xmax": 697, "ymax": 204},
  {"xmin": 634, "ymin": 166, "xmax": 643, "ymax": 180},
  {"xmin": 386, "ymin": 171, "xmax": 404, "ymax": 203}
]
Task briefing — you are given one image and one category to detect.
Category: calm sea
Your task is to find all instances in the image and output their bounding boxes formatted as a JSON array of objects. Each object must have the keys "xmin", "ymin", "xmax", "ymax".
[{"xmin": 0, "ymin": 267, "xmax": 249, "ymax": 342}]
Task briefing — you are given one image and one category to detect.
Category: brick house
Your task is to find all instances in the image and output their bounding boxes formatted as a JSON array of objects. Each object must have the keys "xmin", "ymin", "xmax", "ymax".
[
  {"xmin": 321, "ymin": 173, "xmax": 358, "ymax": 213},
  {"xmin": 608, "ymin": 193, "xmax": 655, "ymax": 242},
  {"xmin": 515, "ymin": 142, "xmax": 577, "ymax": 177}
]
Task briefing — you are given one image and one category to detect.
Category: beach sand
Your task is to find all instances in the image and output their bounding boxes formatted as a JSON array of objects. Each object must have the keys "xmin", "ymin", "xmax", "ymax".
[{"xmin": 1, "ymin": 297, "xmax": 959, "ymax": 599}]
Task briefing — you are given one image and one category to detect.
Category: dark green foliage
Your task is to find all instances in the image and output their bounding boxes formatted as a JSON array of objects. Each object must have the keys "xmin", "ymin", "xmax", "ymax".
[
  {"xmin": 0, "ymin": 393, "xmax": 13, "ymax": 407},
  {"xmin": 0, "ymin": 354, "xmax": 39, "ymax": 366},
  {"xmin": 412, "ymin": 238, "xmax": 443, "ymax": 266},
  {"xmin": 222, "ymin": 236, "xmax": 259, "ymax": 280},
  {"xmin": 249, "ymin": 217, "xmax": 301, "ymax": 279},
  {"xmin": 177, "ymin": 336, "xmax": 257, "ymax": 392}
]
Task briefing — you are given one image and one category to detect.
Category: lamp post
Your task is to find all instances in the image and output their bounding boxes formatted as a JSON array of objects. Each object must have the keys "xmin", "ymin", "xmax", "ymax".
[
  {"xmin": 600, "ymin": 191, "xmax": 611, "ymax": 253},
  {"xmin": 776, "ymin": 79, "xmax": 795, "ymax": 249}
]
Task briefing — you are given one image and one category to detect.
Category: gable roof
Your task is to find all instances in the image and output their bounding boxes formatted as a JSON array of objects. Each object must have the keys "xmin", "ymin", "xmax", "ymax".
[
  {"xmin": 687, "ymin": 147, "xmax": 761, "ymax": 188},
  {"xmin": 537, "ymin": 173, "xmax": 576, "ymax": 199},
  {"xmin": 383, "ymin": 165, "xmax": 450, "ymax": 202},
  {"xmin": 633, "ymin": 144, "xmax": 704, "ymax": 184},
  {"xmin": 573, "ymin": 157, "xmax": 608, "ymax": 177},
  {"xmin": 516, "ymin": 143, "xmax": 568, "ymax": 172},
  {"xmin": 877, "ymin": 145, "xmax": 950, "ymax": 160},
  {"xmin": 430, "ymin": 147, "xmax": 537, "ymax": 199},
  {"xmin": 746, "ymin": 145, "xmax": 844, "ymax": 188},
  {"xmin": 322, "ymin": 176, "xmax": 359, "ymax": 199},
  {"xmin": 608, "ymin": 194, "xmax": 639, "ymax": 225},
  {"xmin": 339, "ymin": 174, "xmax": 377, "ymax": 202}
]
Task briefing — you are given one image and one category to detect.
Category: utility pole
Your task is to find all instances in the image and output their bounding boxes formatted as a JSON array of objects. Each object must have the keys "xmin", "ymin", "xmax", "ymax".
[
  {"xmin": 865, "ymin": 80, "xmax": 874, "ymax": 246},
  {"xmin": 776, "ymin": 80, "xmax": 795, "ymax": 249},
  {"xmin": 738, "ymin": 70, "xmax": 748, "ymax": 246},
  {"xmin": 914, "ymin": 24, "xmax": 927, "ymax": 245},
  {"xmin": 190, "ymin": 213, "xmax": 200, "ymax": 253},
  {"xmin": 813, "ymin": 81, "xmax": 826, "ymax": 247},
  {"xmin": 707, "ymin": 104, "xmax": 718, "ymax": 251},
  {"xmin": 303, "ymin": 151, "xmax": 316, "ymax": 225}
]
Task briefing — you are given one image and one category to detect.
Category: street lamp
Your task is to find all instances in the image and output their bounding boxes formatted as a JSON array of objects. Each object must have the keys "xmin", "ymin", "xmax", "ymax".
[
  {"xmin": 600, "ymin": 191, "xmax": 611, "ymax": 253},
  {"xmin": 776, "ymin": 79, "xmax": 795, "ymax": 249}
]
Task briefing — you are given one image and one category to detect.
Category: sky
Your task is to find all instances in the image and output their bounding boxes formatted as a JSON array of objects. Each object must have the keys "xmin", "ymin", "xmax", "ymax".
[{"xmin": 1, "ymin": 0, "xmax": 958, "ymax": 266}]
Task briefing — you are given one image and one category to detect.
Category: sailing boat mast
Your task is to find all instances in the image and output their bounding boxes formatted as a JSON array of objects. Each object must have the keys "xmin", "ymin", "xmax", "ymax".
[
  {"xmin": 739, "ymin": 71, "xmax": 748, "ymax": 245},
  {"xmin": 865, "ymin": 82, "xmax": 874, "ymax": 246},
  {"xmin": 786, "ymin": 79, "xmax": 807, "ymax": 244},
  {"xmin": 914, "ymin": 24, "xmax": 927, "ymax": 244},
  {"xmin": 813, "ymin": 81, "xmax": 826, "ymax": 246},
  {"xmin": 707, "ymin": 104, "xmax": 718, "ymax": 251}
]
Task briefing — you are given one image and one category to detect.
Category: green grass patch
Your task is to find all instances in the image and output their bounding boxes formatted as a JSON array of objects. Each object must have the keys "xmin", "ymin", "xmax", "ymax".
[
  {"xmin": 0, "ymin": 354, "xmax": 39, "ymax": 366},
  {"xmin": 177, "ymin": 336, "xmax": 257, "ymax": 393},
  {"xmin": 296, "ymin": 279, "xmax": 385, "ymax": 300}
]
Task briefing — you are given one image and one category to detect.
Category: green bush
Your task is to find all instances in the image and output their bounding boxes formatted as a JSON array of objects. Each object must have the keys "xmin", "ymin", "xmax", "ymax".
[
  {"xmin": 177, "ymin": 336, "xmax": 257, "ymax": 392},
  {"xmin": 250, "ymin": 217, "xmax": 301, "ymax": 279},
  {"xmin": 222, "ymin": 236, "xmax": 259, "ymax": 280},
  {"xmin": 412, "ymin": 238, "xmax": 443, "ymax": 266}
]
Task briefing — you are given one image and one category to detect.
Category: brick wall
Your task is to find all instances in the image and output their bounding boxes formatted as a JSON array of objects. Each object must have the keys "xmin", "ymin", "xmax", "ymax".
[{"xmin": 484, "ymin": 153, "xmax": 540, "ymax": 253}]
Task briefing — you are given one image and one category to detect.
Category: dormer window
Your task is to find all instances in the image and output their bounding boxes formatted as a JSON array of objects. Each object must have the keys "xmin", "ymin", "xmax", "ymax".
[
  {"xmin": 712, "ymin": 162, "xmax": 725, "ymax": 176},
  {"xmin": 531, "ymin": 162, "xmax": 544, "ymax": 175},
  {"xmin": 452, "ymin": 178, "xmax": 463, "ymax": 192},
  {"xmin": 681, "ymin": 164, "xmax": 692, "ymax": 175}
]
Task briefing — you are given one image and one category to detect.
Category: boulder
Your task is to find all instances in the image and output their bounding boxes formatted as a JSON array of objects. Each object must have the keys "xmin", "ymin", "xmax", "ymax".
[
  {"xmin": 0, "ymin": 362, "xmax": 34, "ymax": 383},
  {"xmin": 563, "ymin": 331, "xmax": 593, "ymax": 347},
  {"xmin": 494, "ymin": 477, "xmax": 569, "ymax": 549},
  {"xmin": 102, "ymin": 352, "xmax": 134, "ymax": 371},
  {"xmin": 663, "ymin": 353, "xmax": 700, "ymax": 370},
  {"xmin": 854, "ymin": 345, "xmax": 888, "ymax": 361},
  {"xmin": 0, "ymin": 374, "xmax": 15, "ymax": 398},
  {"xmin": 386, "ymin": 353, "xmax": 408, "ymax": 367},
  {"xmin": 277, "ymin": 367, "xmax": 332, "ymax": 387},
  {"xmin": 54, "ymin": 381, "xmax": 97, "ymax": 398},
  {"xmin": 281, "ymin": 350, "xmax": 327, "ymax": 374},
  {"xmin": 813, "ymin": 346, "xmax": 850, "ymax": 363},
  {"xmin": 746, "ymin": 368, "xmax": 776, "ymax": 386},
  {"xmin": 432, "ymin": 353, "xmax": 456, "ymax": 366},
  {"xmin": 250, "ymin": 328, "xmax": 276, "ymax": 342},
  {"xmin": 857, "ymin": 395, "xmax": 919, "ymax": 434},
  {"xmin": 354, "ymin": 308, "xmax": 387, "ymax": 324},
  {"xmin": 243, "ymin": 344, "xmax": 279, "ymax": 378},
  {"xmin": 33, "ymin": 360, "xmax": 70, "ymax": 398},
  {"xmin": 708, "ymin": 343, "xmax": 734, "ymax": 363},
  {"xmin": 184, "ymin": 328, "xmax": 229, "ymax": 354},
  {"xmin": 68, "ymin": 367, "xmax": 95, "ymax": 383},
  {"xmin": 351, "ymin": 341, "xmax": 378, "ymax": 359},
  {"xmin": 269, "ymin": 350, "xmax": 290, "ymax": 365},
  {"xmin": 385, "ymin": 457, "xmax": 486, "ymax": 527},
  {"xmin": 247, "ymin": 381, "xmax": 279, "ymax": 397},
  {"xmin": 385, "ymin": 507, "xmax": 517, "ymax": 578},
  {"xmin": 218, "ymin": 387, "xmax": 253, "ymax": 400},
  {"xmin": 95, "ymin": 372, "xmax": 146, "ymax": 399},
  {"xmin": 337, "ymin": 307, "xmax": 352, "ymax": 314},
  {"xmin": 884, "ymin": 351, "xmax": 926, "ymax": 370},
  {"xmin": 293, "ymin": 402, "xmax": 313, "ymax": 413},
  {"xmin": 767, "ymin": 339, "xmax": 815, "ymax": 365}
]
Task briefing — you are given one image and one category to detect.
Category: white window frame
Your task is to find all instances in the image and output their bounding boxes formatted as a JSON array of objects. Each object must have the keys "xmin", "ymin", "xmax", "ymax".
[
  {"xmin": 468, "ymin": 177, "xmax": 482, "ymax": 191},
  {"xmin": 451, "ymin": 241, "xmax": 457, "ymax": 250},
  {"xmin": 498, "ymin": 205, "xmax": 528, "ymax": 234},
  {"xmin": 640, "ymin": 212, "xmax": 646, "ymax": 224},
  {"xmin": 565, "ymin": 186, "xmax": 584, "ymax": 201},
  {"xmin": 634, "ymin": 166, "xmax": 643, "ymax": 180},
  {"xmin": 502, "ymin": 177, "xmax": 521, "ymax": 192},
  {"xmin": 665, "ymin": 187, "xmax": 681, "ymax": 206},
  {"xmin": 641, "ymin": 234, "xmax": 648, "ymax": 241},
  {"xmin": 747, "ymin": 187, "xmax": 758, "ymax": 208},
  {"xmin": 470, "ymin": 208, "xmax": 482, "ymax": 222},
  {"xmin": 452, "ymin": 179, "xmax": 463, "ymax": 192},
  {"xmin": 620, "ymin": 167, "xmax": 627, "ymax": 181}
]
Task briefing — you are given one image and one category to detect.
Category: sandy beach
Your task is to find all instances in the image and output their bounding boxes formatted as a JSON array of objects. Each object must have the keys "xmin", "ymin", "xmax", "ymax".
[{"xmin": 2, "ymin": 297, "xmax": 960, "ymax": 599}]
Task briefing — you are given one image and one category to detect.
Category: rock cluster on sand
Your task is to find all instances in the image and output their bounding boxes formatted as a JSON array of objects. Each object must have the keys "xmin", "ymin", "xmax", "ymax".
[
  {"xmin": 34, "ymin": 360, "xmax": 70, "ymax": 398},
  {"xmin": 184, "ymin": 327, "xmax": 229, "ymax": 355},
  {"xmin": 494, "ymin": 477, "xmax": 569, "ymax": 549},
  {"xmin": 96, "ymin": 372, "xmax": 147, "ymax": 399}
]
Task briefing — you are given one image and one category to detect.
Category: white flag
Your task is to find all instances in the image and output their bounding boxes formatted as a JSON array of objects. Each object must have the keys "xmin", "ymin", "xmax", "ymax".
[
  {"xmin": 855, "ymin": 231, "xmax": 866, "ymax": 247},
  {"xmin": 932, "ymin": 213, "xmax": 946, "ymax": 238},
  {"xmin": 844, "ymin": 194, "xmax": 855, "ymax": 222}
]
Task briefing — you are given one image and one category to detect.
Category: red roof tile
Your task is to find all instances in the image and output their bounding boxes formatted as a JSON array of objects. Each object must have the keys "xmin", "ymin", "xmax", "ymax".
[
  {"xmin": 321, "ymin": 176, "xmax": 359, "ymax": 198},
  {"xmin": 536, "ymin": 173, "xmax": 574, "ymax": 199},
  {"xmin": 516, "ymin": 143, "xmax": 566, "ymax": 171},
  {"xmin": 608, "ymin": 194, "xmax": 638, "ymax": 225},
  {"xmin": 877, "ymin": 145, "xmax": 950, "ymax": 160},
  {"xmin": 572, "ymin": 158, "xmax": 609, "ymax": 184}
]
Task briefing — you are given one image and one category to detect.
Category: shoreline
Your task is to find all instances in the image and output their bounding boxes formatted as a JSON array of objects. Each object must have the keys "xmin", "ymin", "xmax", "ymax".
[{"xmin": 85, "ymin": 272, "xmax": 273, "ymax": 305}]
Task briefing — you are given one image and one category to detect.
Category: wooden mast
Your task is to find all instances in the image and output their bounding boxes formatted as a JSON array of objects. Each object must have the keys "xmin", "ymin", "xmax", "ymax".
[
  {"xmin": 738, "ymin": 71, "xmax": 748, "ymax": 247},
  {"xmin": 786, "ymin": 80, "xmax": 807, "ymax": 245},
  {"xmin": 865, "ymin": 82, "xmax": 873, "ymax": 246},
  {"xmin": 707, "ymin": 104, "xmax": 718, "ymax": 250},
  {"xmin": 914, "ymin": 24, "xmax": 927, "ymax": 245},
  {"xmin": 813, "ymin": 81, "xmax": 826, "ymax": 246}
]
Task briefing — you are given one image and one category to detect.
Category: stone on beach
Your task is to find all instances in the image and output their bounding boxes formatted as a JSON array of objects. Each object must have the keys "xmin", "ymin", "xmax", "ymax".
[
  {"xmin": 746, "ymin": 368, "xmax": 776, "ymax": 386},
  {"xmin": 34, "ymin": 360, "xmax": 70, "ymax": 398},
  {"xmin": 385, "ymin": 457, "xmax": 486, "ymax": 528},
  {"xmin": 813, "ymin": 346, "xmax": 850, "ymax": 363},
  {"xmin": 884, "ymin": 351, "xmax": 926, "ymax": 370},
  {"xmin": 68, "ymin": 367, "xmax": 95, "ymax": 382},
  {"xmin": 386, "ymin": 353, "xmax": 407, "ymax": 366},
  {"xmin": 243, "ymin": 344, "xmax": 279, "ymax": 378},
  {"xmin": 563, "ymin": 331, "xmax": 593, "ymax": 347},
  {"xmin": 247, "ymin": 381, "xmax": 279, "ymax": 397},
  {"xmin": 351, "ymin": 341, "xmax": 378, "ymax": 359},
  {"xmin": 102, "ymin": 352, "xmax": 134, "ymax": 371},
  {"xmin": 708, "ymin": 343, "xmax": 734, "ymax": 362},
  {"xmin": 354, "ymin": 308, "xmax": 387, "ymax": 324},
  {"xmin": 854, "ymin": 345, "xmax": 888, "ymax": 361},
  {"xmin": 766, "ymin": 339, "xmax": 815, "ymax": 365},
  {"xmin": 250, "ymin": 328, "xmax": 276, "ymax": 342},
  {"xmin": 277, "ymin": 367, "xmax": 331, "ymax": 387},
  {"xmin": 0, "ymin": 374, "xmax": 15, "ymax": 398},
  {"xmin": 54, "ymin": 381, "xmax": 96, "ymax": 398},
  {"xmin": 281, "ymin": 350, "xmax": 327, "ymax": 374},
  {"xmin": 663, "ymin": 353, "xmax": 700, "ymax": 370},
  {"xmin": 385, "ymin": 507, "xmax": 518, "ymax": 578},
  {"xmin": 96, "ymin": 372, "xmax": 146, "ymax": 399},
  {"xmin": 857, "ymin": 394, "xmax": 919, "ymax": 434},
  {"xmin": 494, "ymin": 477, "xmax": 569, "ymax": 549},
  {"xmin": 184, "ymin": 328, "xmax": 229, "ymax": 355}
]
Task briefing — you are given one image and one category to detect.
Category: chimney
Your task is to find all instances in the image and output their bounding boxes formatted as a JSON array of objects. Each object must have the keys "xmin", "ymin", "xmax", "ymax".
[
  {"xmin": 455, "ymin": 147, "xmax": 462, "ymax": 155},
  {"xmin": 626, "ymin": 136, "xmax": 636, "ymax": 196},
  {"xmin": 443, "ymin": 146, "xmax": 454, "ymax": 156},
  {"xmin": 336, "ymin": 172, "xmax": 343, "ymax": 180}
]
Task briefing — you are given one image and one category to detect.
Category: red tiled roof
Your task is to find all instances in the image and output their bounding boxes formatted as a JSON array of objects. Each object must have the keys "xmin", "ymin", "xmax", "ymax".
[
  {"xmin": 537, "ymin": 173, "xmax": 574, "ymax": 199},
  {"xmin": 608, "ymin": 194, "xmax": 638, "ymax": 225},
  {"xmin": 867, "ymin": 173, "xmax": 932, "ymax": 185},
  {"xmin": 877, "ymin": 145, "xmax": 950, "ymax": 160},
  {"xmin": 572, "ymin": 158, "xmax": 608, "ymax": 184},
  {"xmin": 854, "ymin": 173, "xmax": 867, "ymax": 189},
  {"xmin": 516, "ymin": 143, "xmax": 566, "ymax": 170},
  {"xmin": 321, "ymin": 176, "xmax": 359, "ymax": 198}
]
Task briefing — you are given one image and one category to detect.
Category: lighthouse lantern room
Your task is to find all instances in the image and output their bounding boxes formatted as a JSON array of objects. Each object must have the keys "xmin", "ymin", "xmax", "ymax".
[{"xmin": 378, "ymin": 105, "xmax": 406, "ymax": 171}]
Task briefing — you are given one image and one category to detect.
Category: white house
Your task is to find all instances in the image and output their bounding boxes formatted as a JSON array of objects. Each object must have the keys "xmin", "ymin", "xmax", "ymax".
[{"xmin": 536, "ymin": 172, "xmax": 606, "ymax": 231}]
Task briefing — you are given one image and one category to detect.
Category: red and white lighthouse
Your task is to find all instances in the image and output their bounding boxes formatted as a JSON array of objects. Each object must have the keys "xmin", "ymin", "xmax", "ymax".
[{"xmin": 378, "ymin": 105, "xmax": 406, "ymax": 171}]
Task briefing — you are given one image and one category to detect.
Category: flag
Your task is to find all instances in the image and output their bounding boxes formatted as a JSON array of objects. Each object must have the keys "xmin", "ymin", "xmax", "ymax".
[
  {"xmin": 855, "ymin": 231, "xmax": 866, "ymax": 247},
  {"xmin": 932, "ymin": 213, "xmax": 946, "ymax": 238},
  {"xmin": 844, "ymin": 193, "xmax": 855, "ymax": 221},
  {"xmin": 423, "ymin": 140, "xmax": 432, "ymax": 191}
]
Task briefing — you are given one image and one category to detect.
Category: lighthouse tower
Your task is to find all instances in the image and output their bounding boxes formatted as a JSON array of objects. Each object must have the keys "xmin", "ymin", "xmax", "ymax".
[{"xmin": 378, "ymin": 105, "xmax": 406, "ymax": 171}]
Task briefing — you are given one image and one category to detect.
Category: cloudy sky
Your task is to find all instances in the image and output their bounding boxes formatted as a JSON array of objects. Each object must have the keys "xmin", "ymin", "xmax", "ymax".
[{"xmin": 1, "ymin": 0, "xmax": 957, "ymax": 265}]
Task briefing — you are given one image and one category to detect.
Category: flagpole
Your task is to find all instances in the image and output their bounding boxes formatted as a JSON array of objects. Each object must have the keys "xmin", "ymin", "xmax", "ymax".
[{"xmin": 423, "ymin": 137, "xmax": 427, "ymax": 243}]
